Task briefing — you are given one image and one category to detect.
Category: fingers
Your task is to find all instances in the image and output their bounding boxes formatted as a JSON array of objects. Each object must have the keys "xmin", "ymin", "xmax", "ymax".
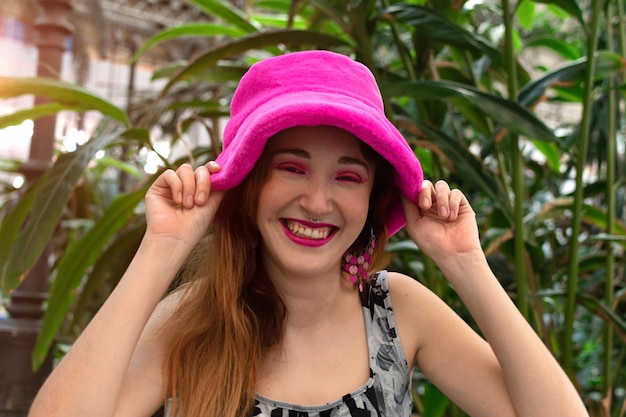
[
  {"xmin": 418, "ymin": 180, "xmax": 434, "ymax": 209},
  {"xmin": 448, "ymin": 188, "xmax": 466, "ymax": 221},
  {"xmin": 176, "ymin": 164, "xmax": 196, "ymax": 208},
  {"xmin": 192, "ymin": 162, "xmax": 223, "ymax": 205},
  {"xmin": 434, "ymin": 180, "xmax": 451, "ymax": 218},
  {"xmin": 417, "ymin": 179, "xmax": 465, "ymax": 221},
  {"xmin": 158, "ymin": 162, "xmax": 222, "ymax": 208}
]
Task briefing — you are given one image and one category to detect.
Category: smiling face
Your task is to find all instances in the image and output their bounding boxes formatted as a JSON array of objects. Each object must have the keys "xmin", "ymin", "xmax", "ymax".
[{"xmin": 256, "ymin": 125, "xmax": 375, "ymax": 281}]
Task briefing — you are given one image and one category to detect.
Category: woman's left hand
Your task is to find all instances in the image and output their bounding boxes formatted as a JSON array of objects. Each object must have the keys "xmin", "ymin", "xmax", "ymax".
[{"xmin": 401, "ymin": 180, "xmax": 482, "ymax": 264}]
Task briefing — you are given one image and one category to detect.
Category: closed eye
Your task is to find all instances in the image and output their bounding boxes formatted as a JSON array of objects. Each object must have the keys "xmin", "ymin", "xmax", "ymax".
[
  {"xmin": 273, "ymin": 162, "xmax": 306, "ymax": 175},
  {"xmin": 335, "ymin": 172, "xmax": 368, "ymax": 183}
]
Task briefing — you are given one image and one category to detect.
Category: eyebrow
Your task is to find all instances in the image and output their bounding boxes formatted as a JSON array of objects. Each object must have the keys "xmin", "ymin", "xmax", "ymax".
[{"xmin": 272, "ymin": 148, "xmax": 372, "ymax": 171}]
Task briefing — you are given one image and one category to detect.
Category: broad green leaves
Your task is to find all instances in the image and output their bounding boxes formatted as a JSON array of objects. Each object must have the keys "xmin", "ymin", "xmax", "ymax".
[
  {"xmin": 384, "ymin": 4, "xmax": 503, "ymax": 67},
  {"xmin": 1, "ymin": 1, "xmax": 624, "ymax": 408},
  {"xmin": 381, "ymin": 80, "xmax": 558, "ymax": 141},
  {"xmin": 131, "ymin": 23, "xmax": 247, "ymax": 62},
  {"xmin": 0, "ymin": 78, "xmax": 129, "ymax": 126},
  {"xmin": 32, "ymin": 187, "xmax": 148, "ymax": 368},
  {"xmin": 162, "ymin": 29, "xmax": 350, "ymax": 93},
  {"xmin": 0, "ymin": 129, "xmax": 148, "ymax": 293},
  {"xmin": 518, "ymin": 51, "xmax": 625, "ymax": 107}
]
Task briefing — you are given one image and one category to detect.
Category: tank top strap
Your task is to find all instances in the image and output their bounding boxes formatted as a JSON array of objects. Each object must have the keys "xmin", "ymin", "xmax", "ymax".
[{"xmin": 360, "ymin": 270, "xmax": 413, "ymax": 416}]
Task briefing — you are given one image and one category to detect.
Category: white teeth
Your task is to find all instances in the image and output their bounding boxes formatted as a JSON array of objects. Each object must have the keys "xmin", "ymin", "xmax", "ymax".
[{"xmin": 287, "ymin": 221, "xmax": 330, "ymax": 239}]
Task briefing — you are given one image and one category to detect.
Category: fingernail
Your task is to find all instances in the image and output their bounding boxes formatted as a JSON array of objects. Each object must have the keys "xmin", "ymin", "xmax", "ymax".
[
  {"xmin": 197, "ymin": 192, "xmax": 207, "ymax": 203},
  {"xmin": 420, "ymin": 197, "xmax": 430, "ymax": 206},
  {"xmin": 439, "ymin": 205, "xmax": 448, "ymax": 217},
  {"xmin": 177, "ymin": 192, "xmax": 183, "ymax": 203},
  {"xmin": 185, "ymin": 194, "xmax": 193, "ymax": 206}
]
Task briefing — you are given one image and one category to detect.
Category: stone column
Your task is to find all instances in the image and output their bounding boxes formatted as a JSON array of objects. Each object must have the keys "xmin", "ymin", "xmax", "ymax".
[{"xmin": 0, "ymin": 1, "xmax": 73, "ymax": 415}]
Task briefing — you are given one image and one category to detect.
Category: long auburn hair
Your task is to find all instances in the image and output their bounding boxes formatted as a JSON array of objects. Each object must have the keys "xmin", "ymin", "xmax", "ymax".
[{"xmin": 161, "ymin": 137, "xmax": 396, "ymax": 417}]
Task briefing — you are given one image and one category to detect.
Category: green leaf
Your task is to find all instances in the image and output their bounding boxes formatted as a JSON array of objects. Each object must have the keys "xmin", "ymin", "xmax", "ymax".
[
  {"xmin": 580, "ymin": 205, "xmax": 626, "ymax": 242},
  {"xmin": 151, "ymin": 61, "xmax": 188, "ymax": 80},
  {"xmin": 529, "ymin": 139, "xmax": 561, "ymax": 172},
  {"xmin": 516, "ymin": 0, "xmax": 536, "ymax": 31},
  {"xmin": 380, "ymin": 80, "xmax": 557, "ymax": 142},
  {"xmin": 525, "ymin": 37, "xmax": 580, "ymax": 61},
  {"xmin": 0, "ymin": 78, "xmax": 129, "ymax": 125},
  {"xmin": 545, "ymin": 4, "xmax": 572, "ymax": 18},
  {"xmin": 387, "ymin": 240, "xmax": 419, "ymax": 254},
  {"xmin": 185, "ymin": 0, "xmax": 261, "ymax": 33},
  {"xmin": 166, "ymin": 99, "xmax": 227, "ymax": 113},
  {"xmin": 159, "ymin": 64, "xmax": 248, "ymax": 84},
  {"xmin": 412, "ymin": 122, "xmax": 513, "ymax": 222},
  {"xmin": 384, "ymin": 5, "xmax": 504, "ymax": 67},
  {"xmin": 0, "ymin": 128, "xmax": 148, "ymax": 292},
  {"xmin": 577, "ymin": 292, "xmax": 626, "ymax": 344},
  {"xmin": 32, "ymin": 187, "xmax": 147, "ymax": 369},
  {"xmin": 422, "ymin": 383, "xmax": 450, "ymax": 417},
  {"xmin": 512, "ymin": 28, "xmax": 523, "ymax": 54},
  {"xmin": 68, "ymin": 222, "xmax": 145, "ymax": 332},
  {"xmin": 0, "ymin": 158, "xmax": 21, "ymax": 173},
  {"xmin": 255, "ymin": 0, "xmax": 293, "ymax": 13},
  {"xmin": 130, "ymin": 23, "xmax": 246, "ymax": 62},
  {"xmin": 0, "ymin": 181, "xmax": 40, "ymax": 293},
  {"xmin": 0, "ymin": 104, "xmax": 81, "ymax": 129},
  {"xmin": 531, "ymin": 0, "xmax": 583, "ymax": 25},
  {"xmin": 448, "ymin": 98, "xmax": 491, "ymax": 137},
  {"xmin": 589, "ymin": 233, "xmax": 626, "ymax": 243},
  {"xmin": 162, "ymin": 30, "xmax": 349, "ymax": 94},
  {"xmin": 518, "ymin": 51, "xmax": 625, "ymax": 108},
  {"xmin": 537, "ymin": 199, "xmax": 626, "ymax": 247},
  {"xmin": 96, "ymin": 156, "xmax": 141, "ymax": 178},
  {"xmin": 252, "ymin": 13, "xmax": 307, "ymax": 29}
]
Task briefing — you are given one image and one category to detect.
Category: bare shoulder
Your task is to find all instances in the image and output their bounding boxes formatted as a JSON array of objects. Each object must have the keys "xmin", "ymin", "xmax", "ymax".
[
  {"xmin": 385, "ymin": 271, "xmax": 426, "ymax": 296},
  {"xmin": 384, "ymin": 272, "xmax": 441, "ymax": 366},
  {"xmin": 385, "ymin": 271, "xmax": 477, "ymax": 368},
  {"xmin": 385, "ymin": 271, "xmax": 444, "ymax": 316}
]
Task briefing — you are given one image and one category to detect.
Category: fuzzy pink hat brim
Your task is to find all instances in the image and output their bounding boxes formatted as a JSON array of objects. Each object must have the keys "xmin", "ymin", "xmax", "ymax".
[{"xmin": 211, "ymin": 51, "xmax": 423, "ymax": 235}]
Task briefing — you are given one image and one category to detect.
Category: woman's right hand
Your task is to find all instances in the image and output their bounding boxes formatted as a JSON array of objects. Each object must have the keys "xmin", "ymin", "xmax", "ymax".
[
  {"xmin": 28, "ymin": 162, "xmax": 225, "ymax": 417},
  {"xmin": 144, "ymin": 161, "xmax": 224, "ymax": 248}
]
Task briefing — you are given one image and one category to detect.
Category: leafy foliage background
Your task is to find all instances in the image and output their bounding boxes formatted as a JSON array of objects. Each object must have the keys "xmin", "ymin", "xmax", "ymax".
[{"xmin": 0, "ymin": 0, "xmax": 625, "ymax": 415}]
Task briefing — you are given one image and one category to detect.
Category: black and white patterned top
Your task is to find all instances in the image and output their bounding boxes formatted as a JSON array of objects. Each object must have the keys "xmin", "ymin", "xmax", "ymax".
[
  {"xmin": 160, "ymin": 271, "xmax": 412, "ymax": 417},
  {"xmin": 249, "ymin": 270, "xmax": 413, "ymax": 417}
]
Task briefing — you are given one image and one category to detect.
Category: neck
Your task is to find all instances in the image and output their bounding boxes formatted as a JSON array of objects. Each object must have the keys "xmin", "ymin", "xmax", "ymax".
[{"xmin": 266, "ymin": 265, "xmax": 356, "ymax": 330}]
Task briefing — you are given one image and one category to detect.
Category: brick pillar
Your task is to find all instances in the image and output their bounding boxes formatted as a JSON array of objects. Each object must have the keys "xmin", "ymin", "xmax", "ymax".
[{"xmin": 0, "ymin": 1, "xmax": 73, "ymax": 415}]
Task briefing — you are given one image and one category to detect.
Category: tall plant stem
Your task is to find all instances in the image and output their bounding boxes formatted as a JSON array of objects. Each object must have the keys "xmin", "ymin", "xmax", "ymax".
[
  {"xmin": 379, "ymin": 0, "xmax": 447, "ymax": 295},
  {"xmin": 603, "ymin": 0, "xmax": 623, "ymax": 397},
  {"xmin": 564, "ymin": 0, "xmax": 602, "ymax": 375},
  {"xmin": 501, "ymin": 0, "xmax": 528, "ymax": 318}
]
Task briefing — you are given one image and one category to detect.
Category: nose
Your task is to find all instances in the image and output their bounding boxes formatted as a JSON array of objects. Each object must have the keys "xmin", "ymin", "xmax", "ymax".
[{"xmin": 299, "ymin": 179, "xmax": 333, "ymax": 219}]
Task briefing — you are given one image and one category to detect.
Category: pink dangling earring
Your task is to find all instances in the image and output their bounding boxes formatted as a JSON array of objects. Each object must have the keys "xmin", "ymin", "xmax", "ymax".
[{"xmin": 343, "ymin": 223, "xmax": 376, "ymax": 293}]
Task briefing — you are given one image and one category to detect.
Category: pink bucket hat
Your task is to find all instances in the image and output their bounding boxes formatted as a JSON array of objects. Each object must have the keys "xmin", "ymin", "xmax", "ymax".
[{"xmin": 211, "ymin": 50, "xmax": 423, "ymax": 235}]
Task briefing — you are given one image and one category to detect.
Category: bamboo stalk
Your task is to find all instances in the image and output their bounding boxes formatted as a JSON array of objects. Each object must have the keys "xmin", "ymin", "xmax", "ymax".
[
  {"xmin": 501, "ymin": 0, "xmax": 528, "ymax": 318},
  {"xmin": 380, "ymin": 0, "xmax": 417, "ymax": 81},
  {"xmin": 603, "ymin": 0, "xmax": 624, "ymax": 399},
  {"xmin": 378, "ymin": 0, "xmax": 449, "ymax": 296},
  {"xmin": 563, "ymin": 0, "xmax": 603, "ymax": 375}
]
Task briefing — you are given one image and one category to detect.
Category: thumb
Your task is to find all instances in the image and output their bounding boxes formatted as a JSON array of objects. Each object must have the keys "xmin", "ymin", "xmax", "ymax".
[
  {"xmin": 401, "ymin": 194, "xmax": 421, "ymax": 224},
  {"xmin": 206, "ymin": 189, "xmax": 226, "ymax": 222}
]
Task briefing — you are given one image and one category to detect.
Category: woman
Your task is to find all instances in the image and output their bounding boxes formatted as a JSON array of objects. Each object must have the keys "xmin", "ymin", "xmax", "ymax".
[{"xmin": 29, "ymin": 50, "xmax": 587, "ymax": 417}]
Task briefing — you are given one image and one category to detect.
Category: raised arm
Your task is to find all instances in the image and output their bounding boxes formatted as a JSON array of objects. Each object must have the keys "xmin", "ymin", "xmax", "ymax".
[
  {"xmin": 28, "ymin": 162, "xmax": 224, "ymax": 417},
  {"xmin": 397, "ymin": 180, "xmax": 588, "ymax": 417}
]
